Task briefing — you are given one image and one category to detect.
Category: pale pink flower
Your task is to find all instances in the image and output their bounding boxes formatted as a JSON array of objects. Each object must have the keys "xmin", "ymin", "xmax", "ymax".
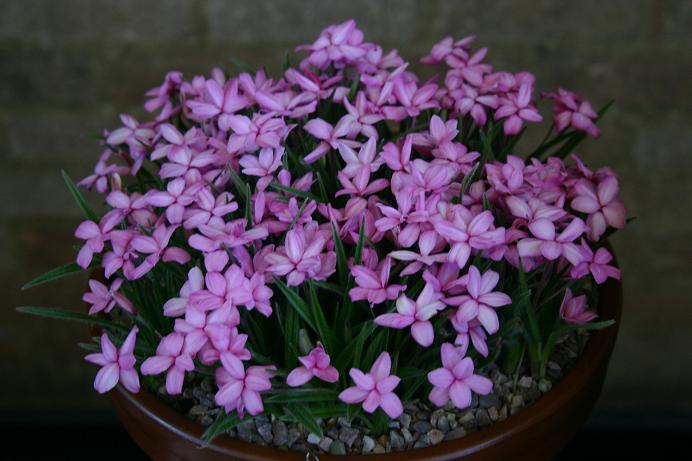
[
  {"xmin": 494, "ymin": 82, "xmax": 543, "ymax": 135},
  {"xmin": 201, "ymin": 326, "xmax": 251, "ymax": 366},
  {"xmin": 453, "ymin": 84, "xmax": 498, "ymax": 126},
  {"xmin": 450, "ymin": 316, "xmax": 488, "ymax": 357},
  {"xmin": 374, "ymin": 283, "xmax": 445, "ymax": 347},
  {"xmin": 343, "ymin": 91, "xmax": 382, "ymax": 138},
  {"xmin": 505, "ymin": 196, "xmax": 567, "ymax": 225},
  {"xmin": 445, "ymin": 266, "xmax": 511, "ymax": 335},
  {"xmin": 215, "ymin": 355, "xmax": 275, "ymax": 417},
  {"xmin": 106, "ymin": 114, "xmax": 155, "ymax": 147},
  {"xmin": 78, "ymin": 150, "xmax": 129, "ymax": 194},
  {"xmin": 296, "ymin": 19, "xmax": 366, "ymax": 70},
  {"xmin": 389, "ymin": 230, "xmax": 448, "ymax": 276},
  {"xmin": 338, "ymin": 352, "xmax": 403, "ymax": 418},
  {"xmin": 239, "ymin": 147, "xmax": 284, "ymax": 191},
  {"xmin": 130, "ymin": 225, "xmax": 191, "ymax": 279},
  {"xmin": 183, "ymin": 188, "xmax": 238, "ymax": 230},
  {"xmin": 286, "ymin": 345, "xmax": 339, "ymax": 387},
  {"xmin": 335, "ymin": 170, "xmax": 389, "ymax": 198},
  {"xmin": 433, "ymin": 208, "xmax": 506, "ymax": 268},
  {"xmin": 265, "ymin": 225, "xmax": 329, "ymax": 286},
  {"xmin": 382, "ymin": 80, "xmax": 439, "ymax": 121},
  {"xmin": 381, "ymin": 135, "xmax": 413, "ymax": 173},
  {"xmin": 141, "ymin": 332, "xmax": 196, "ymax": 395},
  {"xmin": 303, "ymin": 115, "xmax": 357, "ymax": 163},
  {"xmin": 85, "ymin": 327, "xmax": 139, "ymax": 394},
  {"xmin": 145, "ymin": 178, "xmax": 201, "ymax": 225},
  {"xmin": 517, "ymin": 217, "xmax": 585, "ymax": 264},
  {"xmin": 559, "ymin": 288, "xmax": 597, "ymax": 324},
  {"xmin": 349, "ymin": 256, "xmax": 406, "ymax": 305},
  {"xmin": 75, "ymin": 211, "xmax": 122, "ymax": 269},
  {"xmin": 570, "ymin": 241, "xmax": 621, "ymax": 284},
  {"xmin": 163, "ymin": 267, "xmax": 204, "ymax": 317},
  {"xmin": 188, "ymin": 217, "xmax": 268, "ymax": 252},
  {"xmin": 338, "ymin": 137, "xmax": 383, "ymax": 181},
  {"xmin": 421, "ymin": 35, "xmax": 476, "ymax": 66},
  {"xmin": 544, "ymin": 88, "xmax": 600, "ymax": 137},
  {"xmin": 485, "ymin": 155, "xmax": 526, "ymax": 194},
  {"xmin": 374, "ymin": 191, "xmax": 428, "ymax": 248},
  {"xmin": 427, "ymin": 343, "xmax": 492, "ymax": 408},
  {"xmin": 83, "ymin": 278, "xmax": 134, "ymax": 315},
  {"xmin": 571, "ymin": 177, "xmax": 626, "ymax": 240},
  {"xmin": 221, "ymin": 113, "xmax": 288, "ymax": 154},
  {"xmin": 187, "ymin": 79, "xmax": 249, "ymax": 120}
]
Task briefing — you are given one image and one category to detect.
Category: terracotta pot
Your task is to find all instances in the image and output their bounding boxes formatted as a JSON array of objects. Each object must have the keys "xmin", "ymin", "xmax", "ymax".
[{"xmin": 110, "ymin": 275, "xmax": 622, "ymax": 461}]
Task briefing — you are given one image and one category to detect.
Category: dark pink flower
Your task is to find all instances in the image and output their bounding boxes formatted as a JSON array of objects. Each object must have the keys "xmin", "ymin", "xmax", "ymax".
[
  {"xmin": 427, "ymin": 343, "xmax": 492, "ymax": 409},
  {"xmin": 339, "ymin": 352, "xmax": 403, "ymax": 418},
  {"xmin": 286, "ymin": 345, "xmax": 339, "ymax": 387},
  {"xmin": 85, "ymin": 328, "xmax": 139, "ymax": 394}
]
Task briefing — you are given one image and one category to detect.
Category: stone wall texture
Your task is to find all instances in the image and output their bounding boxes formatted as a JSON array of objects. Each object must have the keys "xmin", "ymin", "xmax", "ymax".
[{"xmin": 2, "ymin": 0, "xmax": 691, "ymax": 425}]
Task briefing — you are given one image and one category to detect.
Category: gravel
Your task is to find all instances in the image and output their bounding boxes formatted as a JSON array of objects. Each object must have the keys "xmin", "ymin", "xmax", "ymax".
[{"xmin": 160, "ymin": 330, "xmax": 590, "ymax": 455}]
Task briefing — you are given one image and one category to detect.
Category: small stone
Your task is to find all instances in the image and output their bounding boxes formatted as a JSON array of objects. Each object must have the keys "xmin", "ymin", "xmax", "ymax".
[
  {"xmin": 413, "ymin": 440, "xmax": 428, "ymax": 449},
  {"xmin": 390, "ymin": 430, "xmax": 405, "ymax": 450},
  {"xmin": 510, "ymin": 395, "xmax": 525, "ymax": 415},
  {"xmin": 526, "ymin": 385, "xmax": 541, "ymax": 402},
  {"xmin": 237, "ymin": 421, "xmax": 255, "ymax": 442},
  {"xmin": 200, "ymin": 379, "xmax": 213, "ymax": 392},
  {"xmin": 488, "ymin": 406, "xmax": 499, "ymax": 422},
  {"xmin": 330, "ymin": 440, "xmax": 347, "ymax": 455},
  {"xmin": 318, "ymin": 436, "xmax": 333, "ymax": 452},
  {"xmin": 200, "ymin": 415, "xmax": 214, "ymax": 427},
  {"xmin": 498, "ymin": 405, "xmax": 509, "ymax": 421},
  {"xmin": 444, "ymin": 427, "xmax": 467, "ymax": 440},
  {"xmin": 517, "ymin": 376, "xmax": 533, "ymax": 389},
  {"xmin": 192, "ymin": 387, "xmax": 206, "ymax": 400},
  {"xmin": 437, "ymin": 415, "xmax": 450, "ymax": 432},
  {"xmin": 307, "ymin": 433, "xmax": 321, "ymax": 445},
  {"xmin": 479, "ymin": 393, "xmax": 500, "ymax": 409},
  {"xmin": 427, "ymin": 429, "xmax": 445, "ymax": 445},
  {"xmin": 430, "ymin": 408, "xmax": 445, "ymax": 428},
  {"xmin": 362, "ymin": 435, "xmax": 376, "ymax": 453},
  {"xmin": 337, "ymin": 416, "xmax": 351, "ymax": 428},
  {"xmin": 388, "ymin": 421, "xmax": 401, "ymax": 429},
  {"xmin": 188, "ymin": 404, "xmax": 208, "ymax": 416},
  {"xmin": 377, "ymin": 434, "xmax": 389, "ymax": 450},
  {"xmin": 287, "ymin": 427, "xmax": 301, "ymax": 447},
  {"xmin": 415, "ymin": 410, "xmax": 430, "ymax": 421},
  {"xmin": 476, "ymin": 409, "xmax": 491, "ymax": 427},
  {"xmin": 272, "ymin": 420, "xmax": 287, "ymax": 446},
  {"xmin": 447, "ymin": 413, "xmax": 458, "ymax": 429},
  {"xmin": 458, "ymin": 411, "xmax": 476, "ymax": 429},
  {"xmin": 292, "ymin": 443, "xmax": 307, "ymax": 453},
  {"xmin": 373, "ymin": 443, "xmax": 386, "ymax": 453},
  {"xmin": 412, "ymin": 420, "xmax": 433, "ymax": 434},
  {"xmin": 538, "ymin": 378, "xmax": 552, "ymax": 393},
  {"xmin": 401, "ymin": 427, "xmax": 414, "ymax": 443},
  {"xmin": 257, "ymin": 423, "xmax": 273, "ymax": 443},
  {"xmin": 339, "ymin": 427, "xmax": 359, "ymax": 448},
  {"xmin": 399, "ymin": 413, "xmax": 411, "ymax": 429}
]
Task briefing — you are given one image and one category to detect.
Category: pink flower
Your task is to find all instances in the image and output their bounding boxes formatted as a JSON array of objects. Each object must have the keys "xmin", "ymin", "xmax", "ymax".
[
  {"xmin": 349, "ymin": 256, "xmax": 406, "ymax": 305},
  {"xmin": 78, "ymin": 150, "xmax": 129, "ymax": 193},
  {"xmin": 445, "ymin": 266, "xmax": 511, "ymax": 335},
  {"xmin": 239, "ymin": 147, "xmax": 284, "ymax": 191},
  {"xmin": 215, "ymin": 355, "xmax": 275, "ymax": 417},
  {"xmin": 141, "ymin": 332, "xmax": 196, "ymax": 395},
  {"xmin": 570, "ymin": 241, "xmax": 621, "ymax": 284},
  {"xmin": 544, "ymin": 88, "xmax": 600, "ymax": 137},
  {"xmin": 83, "ymin": 278, "xmax": 134, "ymax": 315},
  {"xmin": 286, "ymin": 345, "xmax": 339, "ymax": 387},
  {"xmin": 381, "ymin": 135, "xmax": 413, "ymax": 173},
  {"xmin": 296, "ymin": 19, "xmax": 366, "ymax": 70},
  {"xmin": 450, "ymin": 316, "xmax": 488, "ymax": 357},
  {"xmin": 221, "ymin": 113, "xmax": 288, "ymax": 154},
  {"xmin": 145, "ymin": 178, "xmax": 200, "ymax": 225},
  {"xmin": 494, "ymin": 82, "xmax": 543, "ymax": 135},
  {"xmin": 517, "ymin": 217, "xmax": 585, "ymax": 264},
  {"xmin": 188, "ymin": 217, "xmax": 268, "ymax": 252},
  {"xmin": 265, "ymin": 225, "xmax": 329, "ymax": 286},
  {"xmin": 485, "ymin": 155, "xmax": 526, "ymax": 194},
  {"xmin": 338, "ymin": 137, "xmax": 383, "ymax": 181},
  {"xmin": 163, "ymin": 267, "xmax": 204, "ymax": 317},
  {"xmin": 382, "ymin": 81, "xmax": 439, "ymax": 121},
  {"xmin": 375, "ymin": 191, "xmax": 428, "ymax": 248},
  {"xmin": 85, "ymin": 327, "xmax": 139, "ymax": 394},
  {"xmin": 427, "ymin": 343, "xmax": 492, "ymax": 409},
  {"xmin": 75, "ymin": 211, "xmax": 122, "ymax": 269},
  {"xmin": 187, "ymin": 78, "xmax": 249, "ymax": 120},
  {"xmin": 453, "ymin": 85, "xmax": 498, "ymax": 126},
  {"xmin": 338, "ymin": 352, "xmax": 403, "ymax": 418},
  {"xmin": 183, "ymin": 187, "xmax": 238, "ymax": 230},
  {"xmin": 374, "ymin": 283, "xmax": 445, "ymax": 347},
  {"xmin": 433, "ymin": 208, "xmax": 506, "ymax": 268},
  {"xmin": 343, "ymin": 92, "xmax": 382, "ymax": 138},
  {"xmin": 303, "ymin": 115, "xmax": 357, "ymax": 163},
  {"xmin": 389, "ymin": 230, "xmax": 448, "ymax": 276},
  {"xmin": 559, "ymin": 288, "xmax": 597, "ymax": 324},
  {"xmin": 571, "ymin": 177, "xmax": 626, "ymax": 240},
  {"xmin": 106, "ymin": 114, "xmax": 155, "ymax": 147},
  {"xmin": 130, "ymin": 225, "xmax": 191, "ymax": 279}
]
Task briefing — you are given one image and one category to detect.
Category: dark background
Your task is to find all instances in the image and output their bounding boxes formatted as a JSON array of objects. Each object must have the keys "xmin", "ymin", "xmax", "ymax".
[{"xmin": 1, "ymin": 0, "xmax": 691, "ymax": 458}]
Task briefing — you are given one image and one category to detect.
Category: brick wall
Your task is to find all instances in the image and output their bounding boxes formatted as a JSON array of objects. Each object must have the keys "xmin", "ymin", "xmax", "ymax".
[{"xmin": 2, "ymin": 0, "xmax": 690, "ymax": 422}]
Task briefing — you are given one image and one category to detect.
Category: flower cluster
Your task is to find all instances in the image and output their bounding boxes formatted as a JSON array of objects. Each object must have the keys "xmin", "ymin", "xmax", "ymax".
[{"xmin": 26, "ymin": 20, "xmax": 626, "ymax": 437}]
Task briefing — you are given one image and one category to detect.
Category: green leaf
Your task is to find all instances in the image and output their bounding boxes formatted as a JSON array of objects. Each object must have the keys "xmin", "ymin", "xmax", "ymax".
[
  {"xmin": 331, "ymin": 223, "xmax": 349, "ymax": 284},
  {"xmin": 62, "ymin": 170, "xmax": 98, "ymax": 221},
  {"xmin": 227, "ymin": 167, "xmax": 250, "ymax": 204},
  {"xmin": 269, "ymin": 182, "xmax": 323, "ymax": 203},
  {"xmin": 229, "ymin": 56, "xmax": 255, "ymax": 74},
  {"xmin": 22, "ymin": 261, "xmax": 91, "ymax": 290},
  {"xmin": 272, "ymin": 277, "xmax": 316, "ymax": 331},
  {"xmin": 353, "ymin": 217, "xmax": 366, "ymax": 266},
  {"xmin": 308, "ymin": 281, "xmax": 335, "ymax": 354},
  {"xmin": 16, "ymin": 306, "xmax": 129, "ymax": 332},
  {"xmin": 283, "ymin": 404, "xmax": 323, "ymax": 437},
  {"xmin": 265, "ymin": 388, "xmax": 338, "ymax": 404},
  {"xmin": 202, "ymin": 411, "xmax": 247, "ymax": 444},
  {"xmin": 560, "ymin": 319, "xmax": 615, "ymax": 333}
]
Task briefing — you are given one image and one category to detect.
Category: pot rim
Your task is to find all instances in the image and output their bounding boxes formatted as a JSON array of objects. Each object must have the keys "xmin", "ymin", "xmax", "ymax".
[{"xmin": 112, "ymin": 263, "xmax": 622, "ymax": 461}]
